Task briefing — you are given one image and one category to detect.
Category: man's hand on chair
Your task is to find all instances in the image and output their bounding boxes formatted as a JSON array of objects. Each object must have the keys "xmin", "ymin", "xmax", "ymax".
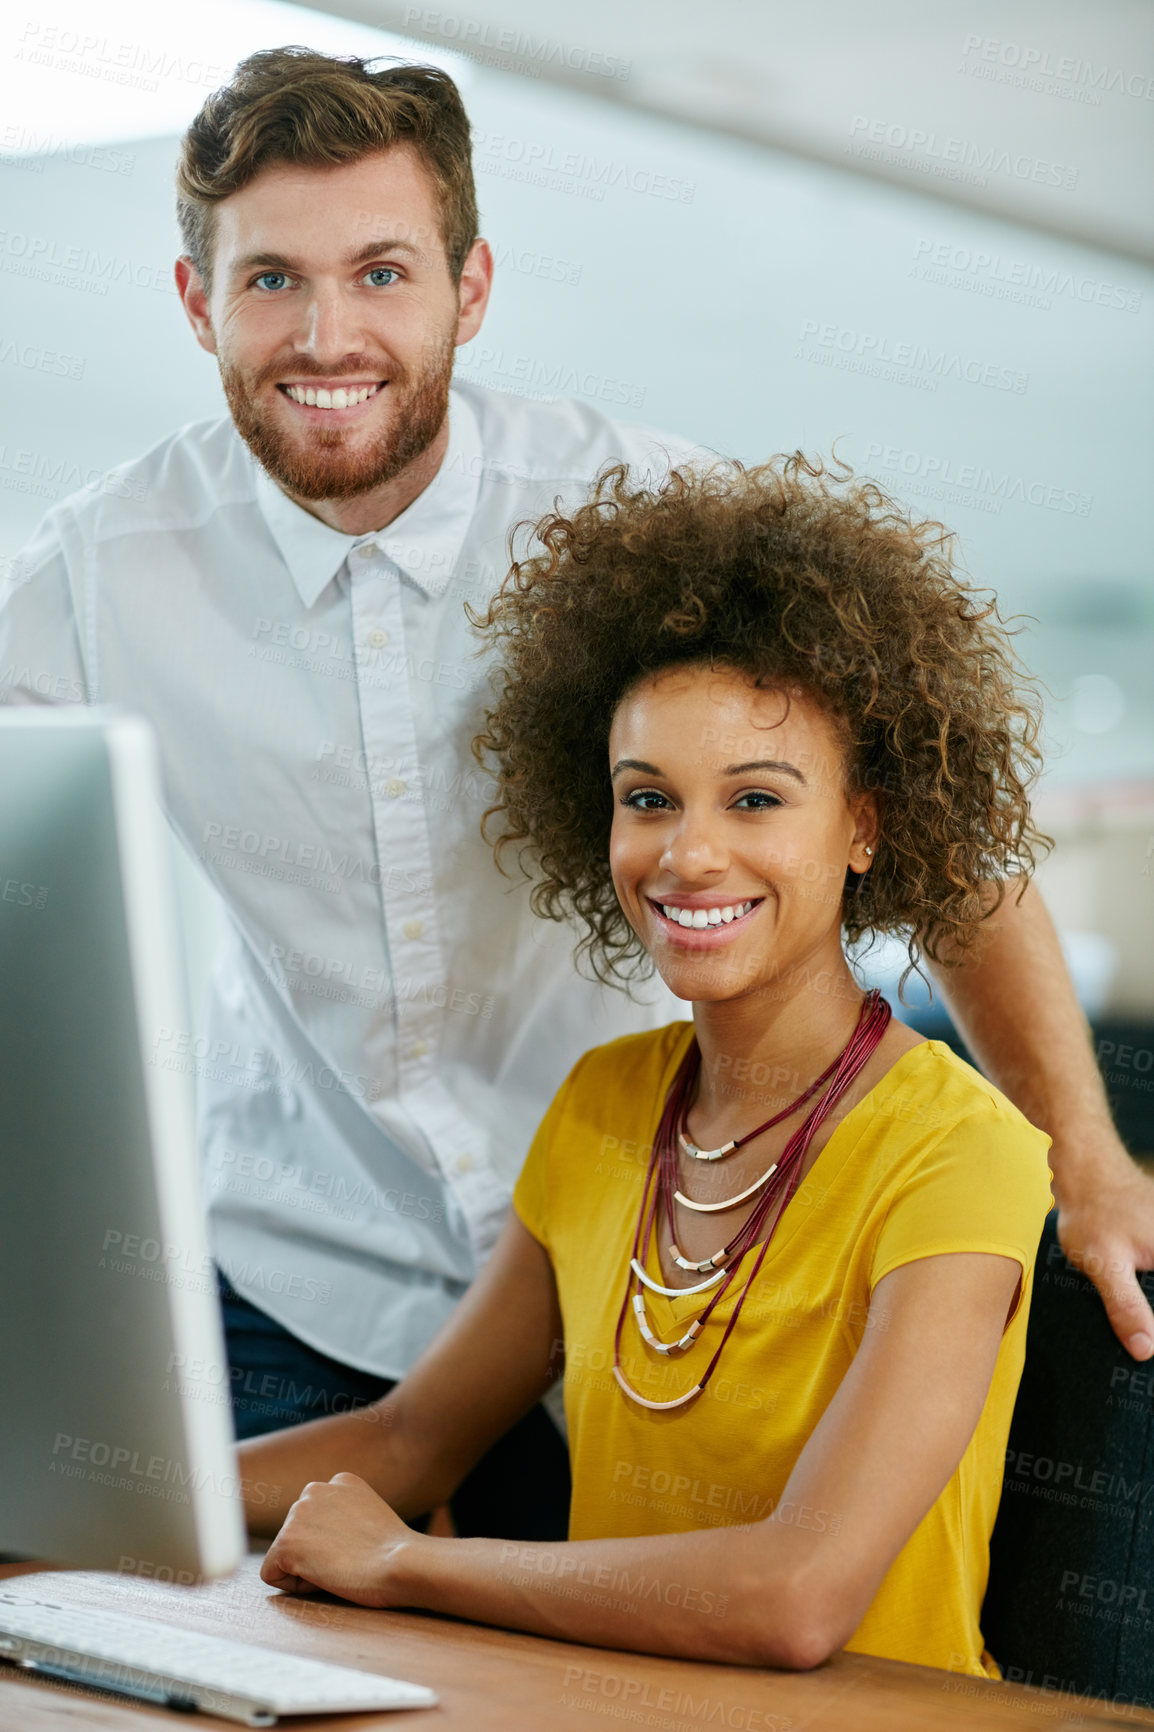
[{"xmin": 1056, "ymin": 1140, "xmax": 1154, "ymax": 1360}]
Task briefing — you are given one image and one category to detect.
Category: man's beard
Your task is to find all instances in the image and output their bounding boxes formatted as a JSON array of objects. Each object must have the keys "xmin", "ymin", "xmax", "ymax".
[{"xmin": 219, "ymin": 334, "xmax": 456, "ymax": 503}]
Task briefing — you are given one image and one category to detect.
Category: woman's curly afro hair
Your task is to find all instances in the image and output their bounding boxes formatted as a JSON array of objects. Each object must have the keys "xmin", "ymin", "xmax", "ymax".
[{"xmin": 471, "ymin": 453, "xmax": 1048, "ymax": 988}]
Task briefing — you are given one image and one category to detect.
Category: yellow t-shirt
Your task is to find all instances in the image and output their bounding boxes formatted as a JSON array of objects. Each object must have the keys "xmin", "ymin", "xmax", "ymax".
[{"xmin": 513, "ymin": 1026, "xmax": 1053, "ymax": 1677}]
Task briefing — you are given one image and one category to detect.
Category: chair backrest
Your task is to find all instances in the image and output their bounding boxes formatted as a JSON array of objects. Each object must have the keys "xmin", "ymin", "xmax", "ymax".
[{"xmin": 983, "ymin": 1210, "xmax": 1154, "ymax": 1714}]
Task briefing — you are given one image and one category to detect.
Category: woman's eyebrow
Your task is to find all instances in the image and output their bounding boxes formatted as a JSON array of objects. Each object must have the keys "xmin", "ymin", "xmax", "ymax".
[
  {"xmin": 725, "ymin": 759, "xmax": 807, "ymax": 783},
  {"xmin": 611, "ymin": 758, "xmax": 661, "ymax": 780},
  {"xmin": 610, "ymin": 757, "xmax": 807, "ymax": 784}
]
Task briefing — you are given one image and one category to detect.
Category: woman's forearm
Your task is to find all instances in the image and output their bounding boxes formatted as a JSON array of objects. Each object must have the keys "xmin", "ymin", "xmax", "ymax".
[
  {"xmin": 392, "ymin": 1525, "xmax": 825, "ymax": 1670},
  {"xmin": 239, "ymin": 1217, "xmax": 569, "ymax": 1535},
  {"xmin": 239, "ymin": 1397, "xmax": 434, "ymax": 1537}
]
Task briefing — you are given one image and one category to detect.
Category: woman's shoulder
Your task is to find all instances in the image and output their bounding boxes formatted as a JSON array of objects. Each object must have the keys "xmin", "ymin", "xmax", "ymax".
[
  {"xmin": 856, "ymin": 1040, "xmax": 1054, "ymax": 1284},
  {"xmin": 864, "ymin": 1037, "xmax": 1052, "ymax": 1179},
  {"xmin": 883, "ymin": 1038, "xmax": 1040, "ymax": 1123}
]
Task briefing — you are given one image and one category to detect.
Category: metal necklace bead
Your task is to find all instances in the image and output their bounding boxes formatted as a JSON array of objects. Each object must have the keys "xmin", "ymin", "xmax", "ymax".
[{"xmin": 613, "ymin": 991, "xmax": 892, "ymax": 1410}]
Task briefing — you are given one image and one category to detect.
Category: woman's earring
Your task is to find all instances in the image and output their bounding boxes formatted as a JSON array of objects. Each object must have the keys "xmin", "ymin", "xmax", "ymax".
[{"xmin": 864, "ymin": 845, "xmax": 873, "ymax": 857}]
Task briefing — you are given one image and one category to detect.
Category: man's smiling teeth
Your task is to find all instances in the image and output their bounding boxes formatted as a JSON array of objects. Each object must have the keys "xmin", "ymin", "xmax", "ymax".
[
  {"xmin": 660, "ymin": 900, "xmax": 755, "ymax": 929},
  {"xmin": 284, "ymin": 383, "xmax": 381, "ymax": 409}
]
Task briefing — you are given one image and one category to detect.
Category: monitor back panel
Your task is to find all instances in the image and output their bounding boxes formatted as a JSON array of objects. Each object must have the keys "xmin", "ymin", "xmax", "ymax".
[{"xmin": 0, "ymin": 714, "xmax": 243, "ymax": 1575}]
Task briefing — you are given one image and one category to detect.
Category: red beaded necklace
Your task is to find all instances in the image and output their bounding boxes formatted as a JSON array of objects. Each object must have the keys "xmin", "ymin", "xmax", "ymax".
[{"xmin": 612, "ymin": 989, "xmax": 892, "ymax": 1410}]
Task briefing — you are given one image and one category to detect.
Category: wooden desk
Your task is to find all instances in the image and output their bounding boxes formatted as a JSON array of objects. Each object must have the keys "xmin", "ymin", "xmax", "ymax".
[{"xmin": 2, "ymin": 1556, "xmax": 1151, "ymax": 1731}]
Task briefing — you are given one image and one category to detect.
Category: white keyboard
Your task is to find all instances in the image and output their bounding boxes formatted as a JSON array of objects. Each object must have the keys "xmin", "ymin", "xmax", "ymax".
[{"xmin": 0, "ymin": 1587, "xmax": 438, "ymax": 1726}]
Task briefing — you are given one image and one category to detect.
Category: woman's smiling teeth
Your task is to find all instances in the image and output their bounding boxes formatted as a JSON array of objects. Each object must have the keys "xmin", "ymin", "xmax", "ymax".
[
  {"xmin": 658, "ymin": 899, "xmax": 756, "ymax": 928},
  {"xmin": 283, "ymin": 383, "xmax": 382, "ymax": 409}
]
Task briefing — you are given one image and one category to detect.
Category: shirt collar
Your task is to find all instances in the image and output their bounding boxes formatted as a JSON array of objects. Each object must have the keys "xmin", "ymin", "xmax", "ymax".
[
  {"xmin": 252, "ymin": 457, "xmax": 357, "ymax": 611},
  {"xmin": 376, "ymin": 388, "xmax": 482, "ymax": 600},
  {"xmin": 251, "ymin": 388, "xmax": 484, "ymax": 610}
]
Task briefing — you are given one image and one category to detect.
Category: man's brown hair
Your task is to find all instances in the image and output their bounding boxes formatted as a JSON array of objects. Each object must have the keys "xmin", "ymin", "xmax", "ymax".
[{"xmin": 176, "ymin": 47, "xmax": 478, "ymax": 290}]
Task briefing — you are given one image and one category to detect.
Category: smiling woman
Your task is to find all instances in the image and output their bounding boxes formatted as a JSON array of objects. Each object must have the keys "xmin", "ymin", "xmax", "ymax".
[
  {"xmin": 243, "ymin": 454, "xmax": 1054, "ymax": 1680},
  {"xmin": 477, "ymin": 453, "xmax": 1049, "ymax": 984}
]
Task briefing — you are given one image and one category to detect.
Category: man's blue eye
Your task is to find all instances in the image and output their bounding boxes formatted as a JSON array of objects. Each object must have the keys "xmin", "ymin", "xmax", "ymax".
[
  {"xmin": 255, "ymin": 272, "xmax": 288, "ymax": 292},
  {"xmin": 365, "ymin": 267, "xmax": 398, "ymax": 287}
]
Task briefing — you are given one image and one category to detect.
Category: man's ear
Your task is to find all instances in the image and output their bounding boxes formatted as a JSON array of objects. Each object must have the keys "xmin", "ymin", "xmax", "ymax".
[
  {"xmin": 454, "ymin": 237, "xmax": 493, "ymax": 348},
  {"xmin": 175, "ymin": 256, "xmax": 218, "ymax": 357},
  {"xmin": 847, "ymin": 791, "xmax": 880, "ymax": 876}
]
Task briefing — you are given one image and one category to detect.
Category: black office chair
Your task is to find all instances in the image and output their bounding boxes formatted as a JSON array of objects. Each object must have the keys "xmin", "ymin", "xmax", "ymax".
[{"xmin": 983, "ymin": 1210, "xmax": 1154, "ymax": 1710}]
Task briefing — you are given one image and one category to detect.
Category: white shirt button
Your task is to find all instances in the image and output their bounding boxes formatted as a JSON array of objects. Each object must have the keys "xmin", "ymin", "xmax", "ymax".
[
  {"xmin": 455, "ymin": 1153, "xmax": 474, "ymax": 1175},
  {"xmin": 367, "ymin": 628, "xmax": 389, "ymax": 648},
  {"xmin": 407, "ymin": 1040, "xmax": 430, "ymax": 1060},
  {"xmin": 403, "ymin": 918, "xmax": 424, "ymax": 940},
  {"xmin": 355, "ymin": 542, "xmax": 376, "ymax": 560},
  {"xmin": 384, "ymin": 778, "xmax": 407, "ymax": 798}
]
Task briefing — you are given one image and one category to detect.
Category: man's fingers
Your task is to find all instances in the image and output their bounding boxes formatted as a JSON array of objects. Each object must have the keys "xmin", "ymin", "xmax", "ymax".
[
  {"xmin": 1086, "ymin": 1260, "xmax": 1154, "ymax": 1360},
  {"xmin": 1054, "ymin": 1213, "xmax": 1154, "ymax": 1360}
]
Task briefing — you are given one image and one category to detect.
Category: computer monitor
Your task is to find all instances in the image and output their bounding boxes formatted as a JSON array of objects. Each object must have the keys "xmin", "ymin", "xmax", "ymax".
[{"xmin": 0, "ymin": 708, "xmax": 245, "ymax": 1579}]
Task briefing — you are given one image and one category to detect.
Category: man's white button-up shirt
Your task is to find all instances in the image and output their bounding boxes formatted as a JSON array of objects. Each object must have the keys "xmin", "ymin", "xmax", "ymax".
[{"xmin": 0, "ymin": 382, "xmax": 698, "ymax": 1377}]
